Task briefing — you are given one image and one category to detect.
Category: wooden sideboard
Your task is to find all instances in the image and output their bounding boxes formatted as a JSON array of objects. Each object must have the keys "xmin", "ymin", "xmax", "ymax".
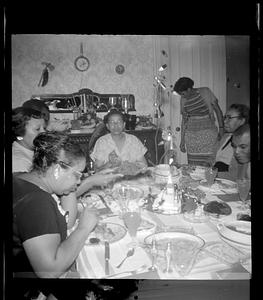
[{"xmin": 68, "ymin": 128, "xmax": 164, "ymax": 167}]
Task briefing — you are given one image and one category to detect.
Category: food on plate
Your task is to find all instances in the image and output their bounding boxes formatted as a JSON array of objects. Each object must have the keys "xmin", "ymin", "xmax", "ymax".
[
  {"xmin": 86, "ymin": 223, "xmax": 126, "ymax": 245},
  {"xmin": 181, "ymin": 195, "xmax": 197, "ymax": 213},
  {"xmin": 203, "ymin": 241, "xmax": 249, "ymax": 265},
  {"xmin": 203, "ymin": 201, "xmax": 232, "ymax": 216},
  {"xmin": 178, "ymin": 176, "xmax": 200, "ymax": 190},
  {"xmin": 226, "ymin": 224, "xmax": 251, "ymax": 235},
  {"xmin": 80, "ymin": 193, "xmax": 103, "ymax": 208},
  {"xmin": 113, "ymin": 161, "xmax": 147, "ymax": 176},
  {"xmin": 237, "ymin": 213, "xmax": 251, "ymax": 222}
]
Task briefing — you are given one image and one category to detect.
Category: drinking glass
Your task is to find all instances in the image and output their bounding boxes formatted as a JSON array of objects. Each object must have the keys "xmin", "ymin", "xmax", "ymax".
[
  {"xmin": 205, "ymin": 167, "xmax": 218, "ymax": 186},
  {"xmin": 122, "ymin": 206, "xmax": 142, "ymax": 247},
  {"xmin": 171, "ymin": 244, "xmax": 202, "ymax": 277},
  {"xmin": 237, "ymin": 179, "xmax": 251, "ymax": 210}
]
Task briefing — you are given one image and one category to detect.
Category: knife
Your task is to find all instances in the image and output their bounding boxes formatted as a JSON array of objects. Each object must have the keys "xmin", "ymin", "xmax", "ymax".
[
  {"xmin": 105, "ymin": 241, "xmax": 110, "ymax": 275},
  {"xmin": 98, "ymin": 194, "xmax": 112, "ymax": 213}
]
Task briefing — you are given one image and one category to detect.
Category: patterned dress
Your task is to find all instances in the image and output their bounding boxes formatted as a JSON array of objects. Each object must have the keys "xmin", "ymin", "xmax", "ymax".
[{"xmin": 182, "ymin": 87, "xmax": 218, "ymax": 166}]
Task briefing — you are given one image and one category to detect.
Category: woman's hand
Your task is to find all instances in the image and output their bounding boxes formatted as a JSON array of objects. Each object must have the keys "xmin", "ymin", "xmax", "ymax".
[
  {"xmin": 97, "ymin": 167, "xmax": 119, "ymax": 174},
  {"xmin": 78, "ymin": 208, "xmax": 99, "ymax": 232},
  {"xmin": 91, "ymin": 172, "xmax": 123, "ymax": 188},
  {"xmin": 180, "ymin": 141, "xmax": 186, "ymax": 153}
]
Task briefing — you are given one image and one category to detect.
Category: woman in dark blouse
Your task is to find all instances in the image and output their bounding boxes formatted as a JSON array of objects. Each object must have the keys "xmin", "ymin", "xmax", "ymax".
[{"xmin": 13, "ymin": 131, "xmax": 100, "ymax": 278}]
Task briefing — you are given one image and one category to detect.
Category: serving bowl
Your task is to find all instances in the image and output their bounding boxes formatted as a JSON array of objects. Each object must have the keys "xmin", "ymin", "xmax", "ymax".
[
  {"xmin": 153, "ymin": 164, "xmax": 180, "ymax": 184},
  {"xmin": 217, "ymin": 220, "xmax": 251, "ymax": 246}
]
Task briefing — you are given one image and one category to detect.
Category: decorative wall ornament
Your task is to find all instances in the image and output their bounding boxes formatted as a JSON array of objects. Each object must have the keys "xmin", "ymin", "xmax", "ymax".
[
  {"xmin": 115, "ymin": 64, "xmax": 125, "ymax": 74},
  {"xmin": 74, "ymin": 42, "xmax": 90, "ymax": 72},
  {"xmin": 38, "ymin": 62, "xmax": 55, "ymax": 87}
]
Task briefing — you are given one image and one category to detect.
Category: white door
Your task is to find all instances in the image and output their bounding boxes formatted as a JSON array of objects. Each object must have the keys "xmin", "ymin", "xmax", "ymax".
[{"xmin": 153, "ymin": 35, "xmax": 227, "ymax": 164}]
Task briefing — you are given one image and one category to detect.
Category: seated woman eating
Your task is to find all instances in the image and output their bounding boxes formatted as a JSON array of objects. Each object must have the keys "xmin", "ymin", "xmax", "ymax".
[
  {"xmin": 13, "ymin": 131, "xmax": 120, "ymax": 278},
  {"xmin": 12, "ymin": 107, "xmax": 121, "ymax": 221},
  {"xmin": 12, "ymin": 107, "xmax": 47, "ymax": 173},
  {"xmin": 90, "ymin": 109, "xmax": 148, "ymax": 171}
]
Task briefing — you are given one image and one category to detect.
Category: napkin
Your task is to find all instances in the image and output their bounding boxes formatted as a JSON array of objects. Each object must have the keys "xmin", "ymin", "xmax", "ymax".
[
  {"xmin": 109, "ymin": 244, "xmax": 152, "ymax": 278},
  {"xmin": 77, "ymin": 234, "xmax": 152, "ymax": 279}
]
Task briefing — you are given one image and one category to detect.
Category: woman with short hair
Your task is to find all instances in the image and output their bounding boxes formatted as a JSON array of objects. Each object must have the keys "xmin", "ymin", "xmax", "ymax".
[
  {"xmin": 173, "ymin": 77, "xmax": 224, "ymax": 166},
  {"xmin": 13, "ymin": 131, "xmax": 99, "ymax": 278},
  {"xmin": 12, "ymin": 107, "xmax": 47, "ymax": 173},
  {"xmin": 90, "ymin": 109, "xmax": 148, "ymax": 170}
]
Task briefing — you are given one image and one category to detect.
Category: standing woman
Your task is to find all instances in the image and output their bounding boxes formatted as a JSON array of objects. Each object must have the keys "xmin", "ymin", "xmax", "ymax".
[{"xmin": 173, "ymin": 77, "xmax": 224, "ymax": 166}]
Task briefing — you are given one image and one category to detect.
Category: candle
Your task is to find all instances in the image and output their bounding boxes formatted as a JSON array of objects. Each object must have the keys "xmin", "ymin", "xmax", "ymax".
[{"xmin": 83, "ymin": 94, "xmax": 87, "ymax": 113}]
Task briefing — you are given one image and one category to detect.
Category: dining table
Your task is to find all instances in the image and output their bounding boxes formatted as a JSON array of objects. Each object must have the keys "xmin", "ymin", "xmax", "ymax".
[{"xmin": 68, "ymin": 166, "xmax": 251, "ymax": 280}]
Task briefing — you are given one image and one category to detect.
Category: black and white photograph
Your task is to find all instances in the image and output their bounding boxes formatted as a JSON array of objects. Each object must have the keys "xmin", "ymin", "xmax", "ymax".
[{"xmin": 3, "ymin": 4, "xmax": 260, "ymax": 300}]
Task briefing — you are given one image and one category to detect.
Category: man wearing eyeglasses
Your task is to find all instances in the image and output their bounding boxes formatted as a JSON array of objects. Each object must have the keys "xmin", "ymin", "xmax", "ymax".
[{"xmin": 214, "ymin": 104, "xmax": 249, "ymax": 172}]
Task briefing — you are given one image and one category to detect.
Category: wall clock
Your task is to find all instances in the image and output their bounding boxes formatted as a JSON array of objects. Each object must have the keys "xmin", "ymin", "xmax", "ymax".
[
  {"xmin": 115, "ymin": 64, "xmax": 125, "ymax": 74},
  {"xmin": 74, "ymin": 43, "xmax": 90, "ymax": 72}
]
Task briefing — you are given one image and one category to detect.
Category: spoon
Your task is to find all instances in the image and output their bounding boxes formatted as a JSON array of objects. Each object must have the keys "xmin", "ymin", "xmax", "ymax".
[{"xmin": 116, "ymin": 248, "xmax": 135, "ymax": 268}]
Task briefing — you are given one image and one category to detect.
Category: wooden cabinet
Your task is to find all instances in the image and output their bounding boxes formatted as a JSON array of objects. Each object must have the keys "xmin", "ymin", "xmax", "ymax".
[
  {"xmin": 68, "ymin": 129, "xmax": 164, "ymax": 166},
  {"xmin": 127, "ymin": 129, "xmax": 164, "ymax": 166}
]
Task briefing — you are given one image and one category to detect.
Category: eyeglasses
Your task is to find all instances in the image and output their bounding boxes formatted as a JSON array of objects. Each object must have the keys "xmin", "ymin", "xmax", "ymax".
[
  {"xmin": 224, "ymin": 115, "xmax": 240, "ymax": 121},
  {"xmin": 58, "ymin": 161, "xmax": 84, "ymax": 181},
  {"xmin": 108, "ymin": 120, "xmax": 123, "ymax": 125}
]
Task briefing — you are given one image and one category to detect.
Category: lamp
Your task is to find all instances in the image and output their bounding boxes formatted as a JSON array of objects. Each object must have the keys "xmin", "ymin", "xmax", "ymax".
[
  {"xmin": 161, "ymin": 127, "xmax": 178, "ymax": 165},
  {"xmin": 158, "ymin": 64, "xmax": 167, "ymax": 72},
  {"xmin": 154, "ymin": 76, "xmax": 166, "ymax": 90}
]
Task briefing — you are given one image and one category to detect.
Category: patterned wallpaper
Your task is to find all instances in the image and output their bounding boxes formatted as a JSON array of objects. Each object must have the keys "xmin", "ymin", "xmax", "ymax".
[{"xmin": 12, "ymin": 34, "xmax": 157, "ymax": 116}]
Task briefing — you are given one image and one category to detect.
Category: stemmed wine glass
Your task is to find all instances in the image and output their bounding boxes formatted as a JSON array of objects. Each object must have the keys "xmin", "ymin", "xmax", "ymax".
[
  {"xmin": 236, "ymin": 178, "xmax": 251, "ymax": 210},
  {"xmin": 122, "ymin": 200, "xmax": 142, "ymax": 248},
  {"xmin": 116, "ymin": 185, "xmax": 142, "ymax": 247}
]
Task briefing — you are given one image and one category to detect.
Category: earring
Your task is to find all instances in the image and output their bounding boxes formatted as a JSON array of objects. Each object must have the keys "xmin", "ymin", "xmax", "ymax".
[{"xmin": 54, "ymin": 165, "xmax": 60, "ymax": 180}]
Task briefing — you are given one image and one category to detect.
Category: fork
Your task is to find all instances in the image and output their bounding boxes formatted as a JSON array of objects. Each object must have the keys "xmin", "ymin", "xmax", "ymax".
[
  {"xmin": 164, "ymin": 242, "xmax": 173, "ymax": 273},
  {"xmin": 116, "ymin": 248, "xmax": 135, "ymax": 268}
]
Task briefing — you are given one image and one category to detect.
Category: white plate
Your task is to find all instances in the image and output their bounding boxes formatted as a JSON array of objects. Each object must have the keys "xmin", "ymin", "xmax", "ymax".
[
  {"xmin": 144, "ymin": 232, "xmax": 205, "ymax": 249},
  {"xmin": 203, "ymin": 241, "xmax": 250, "ymax": 264},
  {"xmin": 198, "ymin": 178, "xmax": 237, "ymax": 194},
  {"xmin": 220, "ymin": 236, "xmax": 251, "ymax": 250},
  {"xmin": 217, "ymin": 221, "xmax": 251, "ymax": 246},
  {"xmin": 85, "ymin": 222, "xmax": 127, "ymax": 246}
]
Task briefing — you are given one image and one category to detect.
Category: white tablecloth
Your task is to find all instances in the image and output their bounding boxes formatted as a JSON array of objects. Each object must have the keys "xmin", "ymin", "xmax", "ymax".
[{"xmin": 74, "ymin": 177, "xmax": 251, "ymax": 279}]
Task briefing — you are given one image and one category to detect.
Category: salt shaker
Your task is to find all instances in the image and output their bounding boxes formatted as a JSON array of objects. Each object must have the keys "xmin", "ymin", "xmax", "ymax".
[{"xmin": 88, "ymin": 159, "xmax": 95, "ymax": 175}]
